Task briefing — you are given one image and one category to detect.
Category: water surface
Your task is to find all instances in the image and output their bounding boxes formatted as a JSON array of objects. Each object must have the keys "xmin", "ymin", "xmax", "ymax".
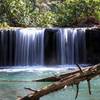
[{"xmin": 0, "ymin": 66, "xmax": 99, "ymax": 100}]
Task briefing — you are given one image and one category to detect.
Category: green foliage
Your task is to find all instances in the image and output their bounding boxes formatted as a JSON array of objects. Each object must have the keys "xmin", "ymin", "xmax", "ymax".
[
  {"xmin": 0, "ymin": 0, "xmax": 100, "ymax": 27},
  {"xmin": 31, "ymin": 11, "xmax": 56, "ymax": 27},
  {"xmin": 3, "ymin": 0, "xmax": 33, "ymax": 26},
  {"xmin": 53, "ymin": 0, "xmax": 100, "ymax": 26},
  {"xmin": 0, "ymin": 22, "xmax": 9, "ymax": 28}
]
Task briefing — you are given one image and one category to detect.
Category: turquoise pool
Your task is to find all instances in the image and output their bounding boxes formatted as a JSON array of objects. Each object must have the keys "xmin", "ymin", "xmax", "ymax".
[{"xmin": 0, "ymin": 66, "xmax": 99, "ymax": 100}]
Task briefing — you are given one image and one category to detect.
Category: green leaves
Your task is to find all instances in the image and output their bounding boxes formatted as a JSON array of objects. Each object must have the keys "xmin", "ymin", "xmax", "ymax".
[
  {"xmin": 0, "ymin": 0, "xmax": 33, "ymax": 26},
  {"xmin": 0, "ymin": 0, "xmax": 99, "ymax": 27},
  {"xmin": 31, "ymin": 11, "xmax": 56, "ymax": 27},
  {"xmin": 53, "ymin": 0, "xmax": 100, "ymax": 27}
]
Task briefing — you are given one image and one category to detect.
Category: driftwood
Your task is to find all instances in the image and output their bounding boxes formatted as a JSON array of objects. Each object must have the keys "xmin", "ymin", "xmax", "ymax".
[
  {"xmin": 18, "ymin": 64, "xmax": 100, "ymax": 100},
  {"xmin": 32, "ymin": 66, "xmax": 89, "ymax": 82}
]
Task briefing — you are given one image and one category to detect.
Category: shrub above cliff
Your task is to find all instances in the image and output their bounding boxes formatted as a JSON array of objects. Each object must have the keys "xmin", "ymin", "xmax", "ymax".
[{"xmin": 0, "ymin": 0, "xmax": 100, "ymax": 27}]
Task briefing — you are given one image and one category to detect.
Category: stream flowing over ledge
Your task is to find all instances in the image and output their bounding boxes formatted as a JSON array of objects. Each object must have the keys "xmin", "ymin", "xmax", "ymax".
[{"xmin": 0, "ymin": 27, "xmax": 100, "ymax": 66}]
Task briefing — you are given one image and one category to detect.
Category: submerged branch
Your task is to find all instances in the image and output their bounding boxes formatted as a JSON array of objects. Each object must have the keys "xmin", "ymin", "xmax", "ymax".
[
  {"xmin": 87, "ymin": 79, "xmax": 91, "ymax": 95},
  {"xmin": 75, "ymin": 83, "xmax": 79, "ymax": 100}
]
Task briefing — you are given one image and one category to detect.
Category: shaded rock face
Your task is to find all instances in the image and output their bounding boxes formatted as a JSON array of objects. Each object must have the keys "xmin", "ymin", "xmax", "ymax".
[
  {"xmin": 86, "ymin": 28, "xmax": 100, "ymax": 64},
  {"xmin": 44, "ymin": 29, "xmax": 59, "ymax": 65},
  {"xmin": 0, "ymin": 30, "xmax": 16, "ymax": 66},
  {"xmin": 73, "ymin": 16, "xmax": 100, "ymax": 27}
]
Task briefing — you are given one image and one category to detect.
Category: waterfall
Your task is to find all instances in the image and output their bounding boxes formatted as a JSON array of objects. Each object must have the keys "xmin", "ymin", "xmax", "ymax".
[
  {"xmin": 57, "ymin": 28, "xmax": 87, "ymax": 64},
  {"xmin": 15, "ymin": 28, "xmax": 45, "ymax": 65},
  {"xmin": 0, "ymin": 28, "xmax": 87, "ymax": 66}
]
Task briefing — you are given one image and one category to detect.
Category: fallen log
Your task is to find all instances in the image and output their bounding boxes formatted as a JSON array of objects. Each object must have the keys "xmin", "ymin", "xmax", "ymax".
[
  {"xmin": 19, "ymin": 64, "xmax": 100, "ymax": 100},
  {"xmin": 32, "ymin": 65, "xmax": 90, "ymax": 82}
]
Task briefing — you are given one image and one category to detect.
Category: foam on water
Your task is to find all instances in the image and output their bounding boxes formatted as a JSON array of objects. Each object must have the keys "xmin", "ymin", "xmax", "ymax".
[
  {"xmin": 0, "ymin": 65, "xmax": 78, "ymax": 72},
  {"xmin": 0, "ymin": 64, "xmax": 89, "ymax": 72}
]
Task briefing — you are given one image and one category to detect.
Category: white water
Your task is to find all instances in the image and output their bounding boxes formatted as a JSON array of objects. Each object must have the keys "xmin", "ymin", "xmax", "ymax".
[
  {"xmin": 15, "ymin": 28, "xmax": 45, "ymax": 65},
  {"xmin": 57, "ymin": 28, "xmax": 86, "ymax": 64},
  {"xmin": 0, "ymin": 66, "xmax": 77, "ymax": 72},
  {"xmin": 0, "ymin": 28, "xmax": 87, "ymax": 66}
]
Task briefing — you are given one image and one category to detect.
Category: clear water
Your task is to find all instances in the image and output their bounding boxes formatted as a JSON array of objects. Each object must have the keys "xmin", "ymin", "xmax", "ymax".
[{"xmin": 0, "ymin": 66, "xmax": 99, "ymax": 100}]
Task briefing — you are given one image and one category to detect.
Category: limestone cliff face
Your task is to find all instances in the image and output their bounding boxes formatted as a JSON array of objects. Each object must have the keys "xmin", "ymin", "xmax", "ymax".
[
  {"xmin": 86, "ymin": 28, "xmax": 100, "ymax": 64},
  {"xmin": 0, "ymin": 29, "xmax": 16, "ymax": 66}
]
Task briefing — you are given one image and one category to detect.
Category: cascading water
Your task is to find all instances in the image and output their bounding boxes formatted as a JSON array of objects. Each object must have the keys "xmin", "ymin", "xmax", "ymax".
[
  {"xmin": 0, "ymin": 28, "xmax": 87, "ymax": 66},
  {"xmin": 57, "ymin": 28, "xmax": 87, "ymax": 64},
  {"xmin": 15, "ymin": 28, "xmax": 45, "ymax": 65}
]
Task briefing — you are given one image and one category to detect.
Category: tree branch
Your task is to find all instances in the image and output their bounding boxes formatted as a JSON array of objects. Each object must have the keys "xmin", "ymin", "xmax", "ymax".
[{"xmin": 19, "ymin": 64, "xmax": 100, "ymax": 100}]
